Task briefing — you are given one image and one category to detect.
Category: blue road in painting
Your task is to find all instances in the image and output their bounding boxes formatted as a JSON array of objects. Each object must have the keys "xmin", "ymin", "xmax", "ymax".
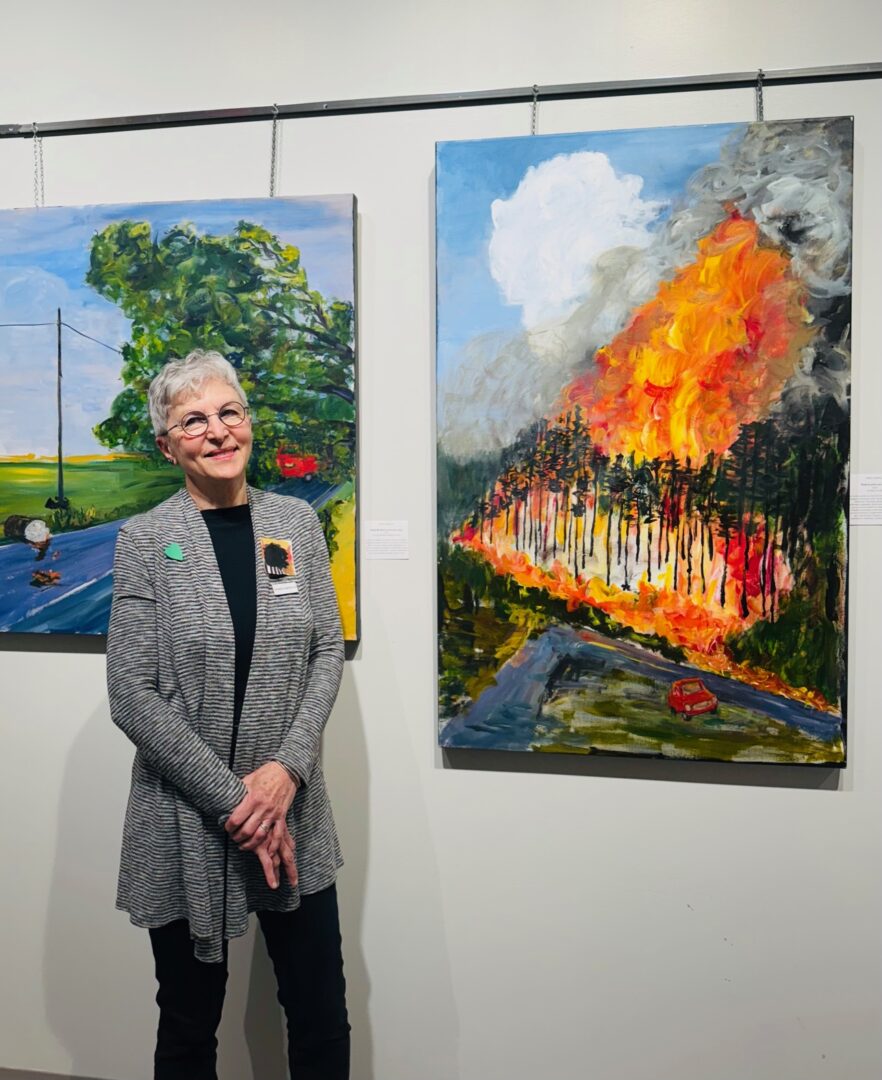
[
  {"xmin": 439, "ymin": 624, "xmax": 842, "ymax": 754},
  {"xmin": 0, "ymin": 519, "xmax": 123, "ymax": 634},
  {"xmin": 0, "ymin": 479, "xmax": 341, "ymax": 635}
]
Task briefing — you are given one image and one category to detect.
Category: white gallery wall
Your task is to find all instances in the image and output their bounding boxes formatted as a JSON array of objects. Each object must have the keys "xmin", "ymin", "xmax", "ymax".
[{"xmin": 1, "ymin": 2, "xmax": 881, "ymax": 1078}]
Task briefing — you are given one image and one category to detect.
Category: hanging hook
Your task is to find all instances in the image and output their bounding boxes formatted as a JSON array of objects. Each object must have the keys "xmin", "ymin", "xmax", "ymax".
[
  {"xmin": 530, "ymin": 85, "xmax": 539, "ymax": 136},
  {"xmin": 269, "ymin": 104, "xmax": 281, "ymax": 197},
  {"xmin": 32, "ymin": 122, "xmax": 45, "ymax": 208},
  {"xmin": 755, "ymin": 69, "xmax": 765, "ymax": 122}
]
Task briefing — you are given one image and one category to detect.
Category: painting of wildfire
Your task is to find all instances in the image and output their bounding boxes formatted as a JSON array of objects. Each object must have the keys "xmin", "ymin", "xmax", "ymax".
[{"xmin": 436, "ymin": 117, "xmax": 851, "ymax": 765}]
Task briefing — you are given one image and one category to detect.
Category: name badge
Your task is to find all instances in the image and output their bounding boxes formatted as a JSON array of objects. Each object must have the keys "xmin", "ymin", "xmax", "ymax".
[{"xmin": 271, "ymin": 578, "xmax": 299, "ymax": 596}]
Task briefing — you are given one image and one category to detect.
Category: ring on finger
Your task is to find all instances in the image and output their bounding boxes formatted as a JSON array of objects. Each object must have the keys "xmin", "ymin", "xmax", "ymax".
[{"xmin": 259, "ymin": 820, "xmax": 271, "ymax": 833}]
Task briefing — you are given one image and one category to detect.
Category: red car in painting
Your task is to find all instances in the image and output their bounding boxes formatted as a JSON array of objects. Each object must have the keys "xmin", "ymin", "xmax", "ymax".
[
  {"xmin": 276, "ymin": 448, "xmax": 319, "ymax": 481},
  {"xmin": 667, "ymin": 677, "xmax": 718, "ymax": 718}
]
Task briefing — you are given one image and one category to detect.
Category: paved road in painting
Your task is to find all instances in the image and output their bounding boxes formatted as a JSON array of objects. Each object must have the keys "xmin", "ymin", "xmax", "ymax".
[
  {"xmin": 439, "ymin": 623, "xmax": 842, "ymax": 753},
  {"xmin": 0, "ymin": 478, "xmax": 342, "ymax": 634}
]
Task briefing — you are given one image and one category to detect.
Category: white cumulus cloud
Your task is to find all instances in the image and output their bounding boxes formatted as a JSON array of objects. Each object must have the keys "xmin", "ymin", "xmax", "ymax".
[{"xmin": 488, "ymin": 151, "xmax": 664, "ymax": 327}]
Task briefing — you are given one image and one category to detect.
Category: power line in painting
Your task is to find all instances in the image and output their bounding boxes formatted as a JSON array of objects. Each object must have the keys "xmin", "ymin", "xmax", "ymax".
[
  {"xmin": 60, "ymin": 322, "xmax": 123, "ymax": 354},
  {"xmin": 0, "ymin": 318, "xmax": 122, "ymax": 353},
  {"xmin": 0, "ymin": 310, "xmax": 125, "ymax": 509},
  {"xmin": 0, "ymin": 320, "xmax": 56, "ymax": 327}
]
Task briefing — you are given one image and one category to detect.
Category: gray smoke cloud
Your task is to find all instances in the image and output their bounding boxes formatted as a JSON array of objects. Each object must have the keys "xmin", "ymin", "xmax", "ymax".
[
  {"xmin": 438, "ymin": 117, "xmax": 853, "ymax": 460},
  {"xmin": 437, "ymin": 245, "xmax": 650, "ymax": 461},
  {"xmin": 716, "ymin": 117, "xmax": 853, "ymax": 435},
  {"xmin": 690, "ymin": 116, "xmax": 853, "ymax": 303}
]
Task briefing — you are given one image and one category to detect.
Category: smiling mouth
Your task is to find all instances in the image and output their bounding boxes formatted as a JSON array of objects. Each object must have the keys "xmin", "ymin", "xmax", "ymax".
[{"xmin": 205, "ymin": 447, "xmax": 237, "ymax": 459}]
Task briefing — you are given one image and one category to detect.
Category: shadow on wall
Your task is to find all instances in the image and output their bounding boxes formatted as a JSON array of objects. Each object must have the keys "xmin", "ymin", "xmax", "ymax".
[
  {"xmin": 442, "ymin": 747, "xmax": 844, "ymax": 790},
  {"xmin": 315, "ymin": 664, "xmax": 374, "ymax": 1080},
  {"xmin": 44, "ymin": 700, "xmax": 158, "ymax": 1080},
  {"xmin": 327, "ymin": 630, "xmax": 463, "ymax": 1079},
  {"xmin": 42, "ymin": 664, "xmax": 374, "ymax": 1080}
]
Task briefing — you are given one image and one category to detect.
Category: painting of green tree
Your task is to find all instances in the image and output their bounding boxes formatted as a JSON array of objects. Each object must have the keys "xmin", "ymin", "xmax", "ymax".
[{"xmin": 0, "ymin": 196, "xmax": 358, "ymax": 639}]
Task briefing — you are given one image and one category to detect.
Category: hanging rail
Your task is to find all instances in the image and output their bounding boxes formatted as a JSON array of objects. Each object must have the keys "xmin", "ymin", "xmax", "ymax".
[{"xmin": 1, "ymin": 62, "xmax": 880, "ymax": 140}]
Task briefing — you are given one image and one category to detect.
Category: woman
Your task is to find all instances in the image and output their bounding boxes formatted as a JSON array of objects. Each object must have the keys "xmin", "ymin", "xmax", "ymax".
[{"xmin": 107, "ymin": 349, "xmax": 350, "ymax": 1079}]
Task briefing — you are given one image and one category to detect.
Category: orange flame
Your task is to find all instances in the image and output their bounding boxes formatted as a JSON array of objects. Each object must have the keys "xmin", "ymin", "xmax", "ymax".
[
  {"xmin": 564, "ymin": 213, "xmax": 813, "ymax": 461},
  {"xmin": 450, "ymin": 213, "xmax": 833, "ymax": 712},
  {"xmin": 455, "ymin": 513, "xmax": 789, "ymax": 654},
  {"xmin": 456, "ymin": 530, "xmax": 835, "ymax": 714}
]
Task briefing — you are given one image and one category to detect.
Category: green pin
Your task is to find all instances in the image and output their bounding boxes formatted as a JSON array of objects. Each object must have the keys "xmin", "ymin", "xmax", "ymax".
[{"xmin": 164, "ymin": 543, "xmax": 185, "ymax": 562}]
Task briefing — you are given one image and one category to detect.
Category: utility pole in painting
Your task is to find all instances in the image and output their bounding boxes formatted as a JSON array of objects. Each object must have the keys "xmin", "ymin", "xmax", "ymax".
[{"xmin": 45, "ymin": 306, "xmax": 69, "ymax": 510}]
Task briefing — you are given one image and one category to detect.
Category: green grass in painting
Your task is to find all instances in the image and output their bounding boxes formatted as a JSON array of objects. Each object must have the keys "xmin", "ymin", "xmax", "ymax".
[
  {"xmin": 0, "ymin": 458, "xmax": 180, "ymax": 535},
  {"xmin": 536, "ymin": 685, "xmax": 841, "ymax": 764},
  {"xmin": 442, "ymin": 603, "xmax": 547, "ymax": 714},
  {"xmin": 438, "ymin": 541, "xmax": 685, "ymax": 718},
  {"xmin": 438, "ymin": 542, "xmax": 845, "ymax": 763}
]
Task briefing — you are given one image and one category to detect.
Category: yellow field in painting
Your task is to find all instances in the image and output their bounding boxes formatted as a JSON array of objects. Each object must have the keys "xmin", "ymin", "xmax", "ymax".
[
  {"xmin": 0, "ymin": 457, "xmax": 180, "ymax": 522},
  {"xmin": 329, "ymin": 492, "xmax": 357, "ymax": 640},
  {"xmin": 2, "ymin": 456, "xmax": 359, "ymax": 639},
  {"xmin": 1, "ymin": 453, "xmax": 142, "ymax": 463}
]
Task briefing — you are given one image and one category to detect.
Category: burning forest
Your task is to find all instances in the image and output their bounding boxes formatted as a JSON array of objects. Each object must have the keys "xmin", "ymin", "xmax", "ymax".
[{"xmin": 437, "ymin": 118, "xmax": 851, "ymax": 762}]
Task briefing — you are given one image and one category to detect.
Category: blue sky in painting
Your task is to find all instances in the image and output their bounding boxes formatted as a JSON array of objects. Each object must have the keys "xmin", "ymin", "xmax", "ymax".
[
  {"xmin": 436, "ymin": 122, "xmax": 742, "ymax": 380},
  {"xmin": 0, "ymin": 196, "xmax": 354, "ymax": 456}
]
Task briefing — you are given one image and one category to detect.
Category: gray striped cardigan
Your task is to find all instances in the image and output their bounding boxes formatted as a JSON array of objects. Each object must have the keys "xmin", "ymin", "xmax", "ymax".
[{"xmin": 107, "ymin": 485, "xmax": 344, "ymax": 962}]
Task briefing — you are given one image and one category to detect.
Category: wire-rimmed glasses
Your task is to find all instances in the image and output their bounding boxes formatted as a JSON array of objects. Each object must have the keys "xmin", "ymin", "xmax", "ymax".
[{"xmin": 163, "ymin": 401, "xmax": 250, "ymax": 439}]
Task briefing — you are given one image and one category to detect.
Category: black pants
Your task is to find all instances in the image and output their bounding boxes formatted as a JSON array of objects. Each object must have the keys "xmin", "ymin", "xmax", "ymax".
[{"xmin": 149, "ymin": 884, "xmax": 350, "ymax": 1080}]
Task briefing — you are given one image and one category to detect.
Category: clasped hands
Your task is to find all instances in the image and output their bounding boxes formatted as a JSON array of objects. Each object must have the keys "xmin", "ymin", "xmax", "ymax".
[{"xmin": 225, "ymin": 762, "xmax": 299, "ymax": 890}]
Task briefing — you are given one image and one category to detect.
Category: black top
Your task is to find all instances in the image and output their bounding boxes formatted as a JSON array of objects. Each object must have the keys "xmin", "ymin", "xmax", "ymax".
[{"xmin": 202, "ymin": 504, "xmax": 257, "ymax": 762}]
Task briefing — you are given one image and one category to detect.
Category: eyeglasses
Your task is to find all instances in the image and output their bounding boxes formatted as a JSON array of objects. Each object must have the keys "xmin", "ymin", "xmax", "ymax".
[{"xmin": 163, "ymin": 401, "xmax": 250, "ymax": 439}]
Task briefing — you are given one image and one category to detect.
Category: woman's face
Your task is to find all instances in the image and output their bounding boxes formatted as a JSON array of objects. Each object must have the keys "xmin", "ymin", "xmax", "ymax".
[{"xmin": 157, "ymin": 377, "xmax": 253, "ymax": 489}]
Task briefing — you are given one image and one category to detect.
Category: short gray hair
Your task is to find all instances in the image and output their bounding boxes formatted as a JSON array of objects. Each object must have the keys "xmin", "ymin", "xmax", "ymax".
[{"xmin": 148, "ymin": 349, "xmax": 248, "ymax": 435}]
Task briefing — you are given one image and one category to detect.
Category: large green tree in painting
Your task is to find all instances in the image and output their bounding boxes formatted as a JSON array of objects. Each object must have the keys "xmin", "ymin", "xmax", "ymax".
[{"xmin": 87, "ymin": 220, "xmax": 354, "ymax": 487}]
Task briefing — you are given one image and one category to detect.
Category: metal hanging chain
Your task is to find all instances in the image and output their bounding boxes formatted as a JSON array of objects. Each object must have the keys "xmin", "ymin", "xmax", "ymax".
[
  {"xmin": 530, "ymin": 84, "xmax": 539, "ymax": 135},
  {"xmin": 269, "ymin": 104, "xmax": 280, "ymax": 197},
  {"xmin": 32, "ymin": 122, "xmax": 45, "ymax": 207},
  {"xmin": 755, "ymin": 69, "xmax": 765, "ymax": 121}
]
